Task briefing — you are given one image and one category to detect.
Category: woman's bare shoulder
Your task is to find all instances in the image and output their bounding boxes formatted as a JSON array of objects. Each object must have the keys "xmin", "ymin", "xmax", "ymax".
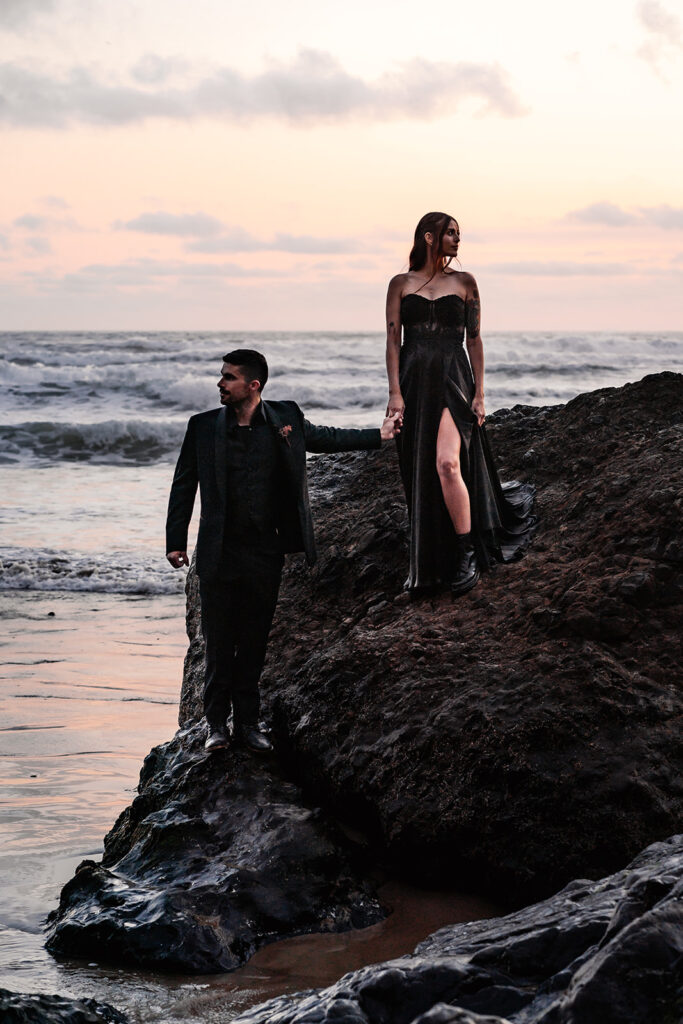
[
  {"xmin": 388, "ymin": 272, "xmax": 411, "ymax": 291},
  {"xmin": 447, "ymin": 269, "xmax": 478, "ymax": 296}
]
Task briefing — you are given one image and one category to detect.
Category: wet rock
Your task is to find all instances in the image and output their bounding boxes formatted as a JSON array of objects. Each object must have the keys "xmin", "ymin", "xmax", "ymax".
[
  {"xmin": 180, "ymin": 372, "xmax": 683, "ymax": 903},
  {"xmin": 46, "ymin": 723, "xmax": 383, "ymax": 973},
  {"xmin": 412, "ymin": 1010, "xmax": 511, "ymax": 1024},
  {"xmin": 0, "ymin": 988, "xmax": 128, "ymax": 1023},
  {"xmin": 231, "ymin": 835, "xmax": 683, "ymax": 1024},
  {"xmin": 46, "ymin": 373, "xmax": 683, "ymax": 977}
]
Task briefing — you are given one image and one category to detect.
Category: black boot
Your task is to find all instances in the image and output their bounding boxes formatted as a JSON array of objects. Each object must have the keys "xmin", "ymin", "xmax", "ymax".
[
  {"xmin": 237, "ymin": 724, "xmax": 273, "ymax": 753},
  {"xmin": 451, "ymin": 533, "xmax": 480, "ymax": 598},
  {"xmin": 204, "ymin": 723, "xmax": 230, "ymax": 752}
]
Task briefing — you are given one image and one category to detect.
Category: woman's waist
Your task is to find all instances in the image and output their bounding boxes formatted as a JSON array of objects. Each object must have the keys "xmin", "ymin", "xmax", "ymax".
[{"xmin": 401, "ymin": 329, "xmax": 466, "ymax": 347}]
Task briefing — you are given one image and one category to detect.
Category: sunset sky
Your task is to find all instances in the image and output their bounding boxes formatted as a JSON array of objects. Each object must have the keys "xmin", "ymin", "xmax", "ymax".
[{"xmin": 1, "ymin": 0, "xmax": 681, "ymax": 330}]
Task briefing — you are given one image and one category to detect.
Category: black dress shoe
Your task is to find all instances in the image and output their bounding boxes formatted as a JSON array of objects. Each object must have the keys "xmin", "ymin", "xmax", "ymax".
[
  {"xmin": 451, "ymin": 543, "xmax": 480, "ymax": 598},
  {"xmin": 204, "ymin": 726, "xmax": 230, "ymax": 752},
  {"xmin": 238, "ymin": 726, "xmax": 273, "ymax": 753}
]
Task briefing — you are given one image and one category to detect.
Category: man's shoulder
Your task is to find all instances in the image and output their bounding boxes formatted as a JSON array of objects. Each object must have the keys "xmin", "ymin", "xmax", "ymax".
[
  {"xmin": 263, "ymin": 399, "xmax": 303, "ymax": 418},
  {"xmin": 188, "ymin": 408, "xmax": 221, "ymax": 426}
]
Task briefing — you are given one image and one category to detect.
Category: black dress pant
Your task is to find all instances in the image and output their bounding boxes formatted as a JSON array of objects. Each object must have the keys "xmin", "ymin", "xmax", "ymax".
[{"xmin": 199, "ymin": 545, "xmax": 283, "ymax": 731}]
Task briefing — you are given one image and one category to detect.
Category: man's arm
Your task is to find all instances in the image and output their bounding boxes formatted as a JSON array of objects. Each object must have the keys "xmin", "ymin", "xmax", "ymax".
[
  {"xmin": 166, "ymin": 419, "xmax": 198, "ymax": 566},
  {"xmin": 303, "ymin": 413, "xmax": 400, "ymax": 454}
]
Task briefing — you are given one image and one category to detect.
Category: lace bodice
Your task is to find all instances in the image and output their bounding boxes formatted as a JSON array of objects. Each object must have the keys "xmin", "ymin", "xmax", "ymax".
[{"xmin": 400, "ymin": 293, "xmax": 470, "ymax": 342}]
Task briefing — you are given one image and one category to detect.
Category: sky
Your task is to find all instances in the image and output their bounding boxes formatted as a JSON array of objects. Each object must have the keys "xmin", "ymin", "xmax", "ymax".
[{"xmin": 1, "ymin": 0, "xmax": 682, "ymax": 330}]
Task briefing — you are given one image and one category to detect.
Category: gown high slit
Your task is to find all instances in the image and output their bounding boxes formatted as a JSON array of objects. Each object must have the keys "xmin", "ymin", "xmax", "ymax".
[{"xmin": 397, "ymin": 292, "xmax": 537, "ymax": 590}]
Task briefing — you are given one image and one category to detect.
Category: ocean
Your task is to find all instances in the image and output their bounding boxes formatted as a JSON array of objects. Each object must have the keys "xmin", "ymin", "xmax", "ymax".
[{"xmin": 1, "ymin": 329, "xmax": 681, "ymax": 1020}]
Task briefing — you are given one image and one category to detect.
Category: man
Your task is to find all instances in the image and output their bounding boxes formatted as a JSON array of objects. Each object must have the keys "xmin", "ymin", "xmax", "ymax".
[{"xmin": 167, "ymin": 349, "xmax": 400, "ymax": 754}]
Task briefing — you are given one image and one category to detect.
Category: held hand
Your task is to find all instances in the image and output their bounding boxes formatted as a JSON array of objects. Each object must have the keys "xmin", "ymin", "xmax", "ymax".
[
  {"xmin": 380, "ymin": 411, "xmax": 402, "ymax": 441},
  {"xmin": 167, "ymin": 551, "xmax": 189, "ymax": 569},
  {"xmin": 472, "ymin": 396, "xmax": 486, "ymax": 427},
  {"xmin": 386, "ymin": 392, "xmax": 405, "ymax": 421}
]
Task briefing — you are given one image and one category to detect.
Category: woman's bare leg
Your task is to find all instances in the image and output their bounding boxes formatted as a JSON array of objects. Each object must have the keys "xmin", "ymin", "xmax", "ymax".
[{"xmin": 436, "ymin": 408, "xmax": 471, "ymax": 534}]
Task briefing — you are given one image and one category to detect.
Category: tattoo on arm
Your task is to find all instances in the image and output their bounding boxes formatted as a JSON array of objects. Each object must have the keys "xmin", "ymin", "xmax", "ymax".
[
  {"xmin": 389, "ymin": 321, "xmax": 395, "ymax": 328},
  {"xmin": 467, "ymin": 285, "xmax": 481, "ymax": 337}
]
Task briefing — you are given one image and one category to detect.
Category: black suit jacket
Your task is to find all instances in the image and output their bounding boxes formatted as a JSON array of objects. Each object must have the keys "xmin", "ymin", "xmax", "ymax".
[{"xmin": 166, "ymin": 399, "xmax": 381, "ymax": 579}]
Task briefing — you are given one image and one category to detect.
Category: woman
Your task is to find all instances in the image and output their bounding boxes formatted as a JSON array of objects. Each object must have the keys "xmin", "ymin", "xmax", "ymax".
[{"xmin": 386, "ymin": 211, "xmax": 537, "ymax": 595}]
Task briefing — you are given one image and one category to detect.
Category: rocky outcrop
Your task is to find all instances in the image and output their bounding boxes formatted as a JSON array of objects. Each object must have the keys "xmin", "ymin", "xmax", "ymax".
[
  {"xmin": 230, "ymin": 833, "xmax": 683, "ymax": 1024},
  {"xmin": 0, "ymin": 988, "xmax": 127, "ymax": 1024},
  {"xmin": 46, "ymin": 372, "xmax": 682, "ymax": 976},
  {"xmin": 45, "ymin": 723, "xmax": 383, "ymax": 972},
  {"xmin": 179, "ymin": 370, "xmax": 678, "ymax": 904}
]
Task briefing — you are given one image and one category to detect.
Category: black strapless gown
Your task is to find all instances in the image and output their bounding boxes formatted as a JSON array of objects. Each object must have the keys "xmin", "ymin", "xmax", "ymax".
[{"xmin": 397, "ymin": 293, "xmax": 537, "ymax": 590}]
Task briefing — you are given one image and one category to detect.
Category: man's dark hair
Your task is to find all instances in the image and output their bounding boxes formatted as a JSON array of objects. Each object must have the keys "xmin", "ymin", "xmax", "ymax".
[{"xmin": 222, "ymin": 349, "xmax": 269, "ymax": 391}]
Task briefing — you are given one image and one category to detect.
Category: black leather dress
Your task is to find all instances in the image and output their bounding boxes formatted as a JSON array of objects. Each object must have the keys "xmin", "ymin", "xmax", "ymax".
[{"xmin": 397, "ymin": 292, "xmax": 537, "ymax": 590}]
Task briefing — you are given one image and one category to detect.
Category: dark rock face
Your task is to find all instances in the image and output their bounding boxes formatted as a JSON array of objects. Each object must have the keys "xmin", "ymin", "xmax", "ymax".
[
  {"xmin": 230, "ymin": 834, "xmax": 683, "ymax": 1024},
  {"xmin": 46, "ymin": 372, "xmax": 682, "ymax": 980},
  {"xmin": 182, "ymin": 371, "xmax": 681, "ymax": 903},
  {"xmin": 45, "ymin": 723, "xmax": 383, "ymax": 973},
  {"xmin": 0, "ymin": 988, "xmax": 128, "ymax": 1024}
]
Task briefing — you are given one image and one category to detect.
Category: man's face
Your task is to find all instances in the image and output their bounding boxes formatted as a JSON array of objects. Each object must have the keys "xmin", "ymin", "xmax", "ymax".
[{"xmin": 217, "ymin": 363, "xmax": 258, "ymax": 405}]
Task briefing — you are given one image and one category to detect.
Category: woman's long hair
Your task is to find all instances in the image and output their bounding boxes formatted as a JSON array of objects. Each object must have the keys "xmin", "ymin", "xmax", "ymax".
[{"xmin": 408, "ymin": 211, "xmax": 457, "ymax": 273}]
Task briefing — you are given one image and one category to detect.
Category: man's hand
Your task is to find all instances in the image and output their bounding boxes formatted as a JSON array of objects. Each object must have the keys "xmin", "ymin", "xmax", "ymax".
[
  {"xmin": 167, "ymin": 551, "xmax": 189, "ymax": 568},
  {"xmin": 380, "ymin": 411, "xmax": 402, "ymax": 441}
]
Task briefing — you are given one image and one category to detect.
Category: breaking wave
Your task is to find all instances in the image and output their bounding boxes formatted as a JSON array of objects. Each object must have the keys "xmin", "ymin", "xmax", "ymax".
[{"xmin": 0, "ymin": 420, "xmax": 184, "ymax": 464}]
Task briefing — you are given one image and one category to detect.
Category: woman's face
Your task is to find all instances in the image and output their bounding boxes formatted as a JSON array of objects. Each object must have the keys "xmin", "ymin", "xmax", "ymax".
[{"xmin": 440, "ymin": 220, "xmax": 460, "ymax": 258}]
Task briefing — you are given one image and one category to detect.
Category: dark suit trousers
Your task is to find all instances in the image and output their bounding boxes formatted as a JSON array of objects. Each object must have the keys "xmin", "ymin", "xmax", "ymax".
[{"xmin": 199, "ymin": 545, "xmax": 283, "ymax": 731}]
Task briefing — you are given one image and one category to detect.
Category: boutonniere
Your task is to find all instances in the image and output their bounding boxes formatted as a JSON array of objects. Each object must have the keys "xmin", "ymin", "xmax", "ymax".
[{"xmin": 278, "ymin": 424, "xmax": 292, "ymax": 446}]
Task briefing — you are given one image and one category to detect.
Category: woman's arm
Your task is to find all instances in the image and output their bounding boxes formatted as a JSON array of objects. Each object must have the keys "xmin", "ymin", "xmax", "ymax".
[
  {"xmin": 464, "ymin": 274, "xmax": 485, "ymax": 426},
  {"xmin": 385, "ymin": 275, "xmax": 405, "ymax": 420}
]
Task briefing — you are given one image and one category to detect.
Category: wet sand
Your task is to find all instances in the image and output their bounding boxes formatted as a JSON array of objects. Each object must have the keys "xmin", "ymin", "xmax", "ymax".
[{"xmin": 0, "ymin": 590, "xmax": 499, "ymax": 1022}]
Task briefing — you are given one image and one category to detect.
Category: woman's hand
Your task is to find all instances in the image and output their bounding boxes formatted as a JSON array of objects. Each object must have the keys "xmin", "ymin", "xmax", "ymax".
[
  {"xmin": 472, "ymin": 395, "xmax": 485, "ymax": 427},
  {"xmin": 387, "ymin": 391, "xmax": 405, "ymax": 422}
]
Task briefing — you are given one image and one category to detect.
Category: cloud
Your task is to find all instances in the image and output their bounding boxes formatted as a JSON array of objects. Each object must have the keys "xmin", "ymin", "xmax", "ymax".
[
  {"xmin": 188, "ymin": 230, "xmax": 365, "ymax": 254},
  {"xmin": 14, "ymin": 214, "xmax": 49, "ymax": 230},
  {"xmin": 41, "ymin": 195, "xmax": 70, "ymax": 209},
  {"xmin": 117, "ymin": 211, "xmax": 225, "ymax": 237},
  {"xmin": 13, "ymin": 211, "xmax": 83, "ymax": 232},
  {"xmin": 0, "ymin": 49, "xmax": 526, "ymax": 129},
  {"xmin": 186, "ymin": 229, "xmax": 270, "ymax": 253},
  {"xmin": 0, "ymin": 0, "xmax": 55, "ymax": 30},
  {"xmin": 130, "ymin": 54, "xmax": 188, "ymax": 85},
  {"xmin": 26, "ymin": 236, "xmax": 52, "ymax": 255},
  {"xmin": 116, "ymin": 211, "xmax": 366, "ymax": 253},
  {"xmin": 31, "ymin": 258, "xmax": 288, "ymax": 291},
  {"xmin": 271, "ymin": 232, "xmax": 362, "ymax": 254},
  {"xmin": 565, "ymin": 200, "xmax": 683, "ymax": 231},
  {"xmin": 0, "ymin": 64, "xmax": 182, "ymax": 127},
  {"xmin": 82, "ymin": 258, "xmax": 281, "ymax": 279},
  {"xmin": 636, "ymin": 1, "xmax": 682, "ymax": 73},
  {"xmin": 566, "ymin": 202, "xmax": 638, "ymax": 227},
  {"xmin": 637, "ymin": 0, "xmax": 681, "ymax": 40},
  {"xmin": 486, "ymin": 261, "xmax": 631, "ymax": 276},
  {"xmin": 641, "ymin": 204, "xmax": 683, "ymax": 229}
]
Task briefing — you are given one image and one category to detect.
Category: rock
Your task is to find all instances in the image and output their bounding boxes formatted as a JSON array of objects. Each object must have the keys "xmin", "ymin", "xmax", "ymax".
[
  {"xmin": 0, "ymin": 988, "xmax": 128, "ymax": 1023},
  {"xmin": 229, "ymin": 834, "xmax": 683, "ymax": 1024},
  {"xmin": 46, "ymin": 373, "xmax": 683, "ymax": 975},
  {"xmin": 412, "ymin": 1009, "xmax": 512, "ymax": 1024},
  {"xmin": 179, "ymin": 372, "xmax": 683, "ymax": 904},
  {"xmin": 45, "ymin": 723, "xmax": 383, "ymax": 973},
  {"xmin": 265, "ymin": 374, "xmax": 683, "ymax": 902}
]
